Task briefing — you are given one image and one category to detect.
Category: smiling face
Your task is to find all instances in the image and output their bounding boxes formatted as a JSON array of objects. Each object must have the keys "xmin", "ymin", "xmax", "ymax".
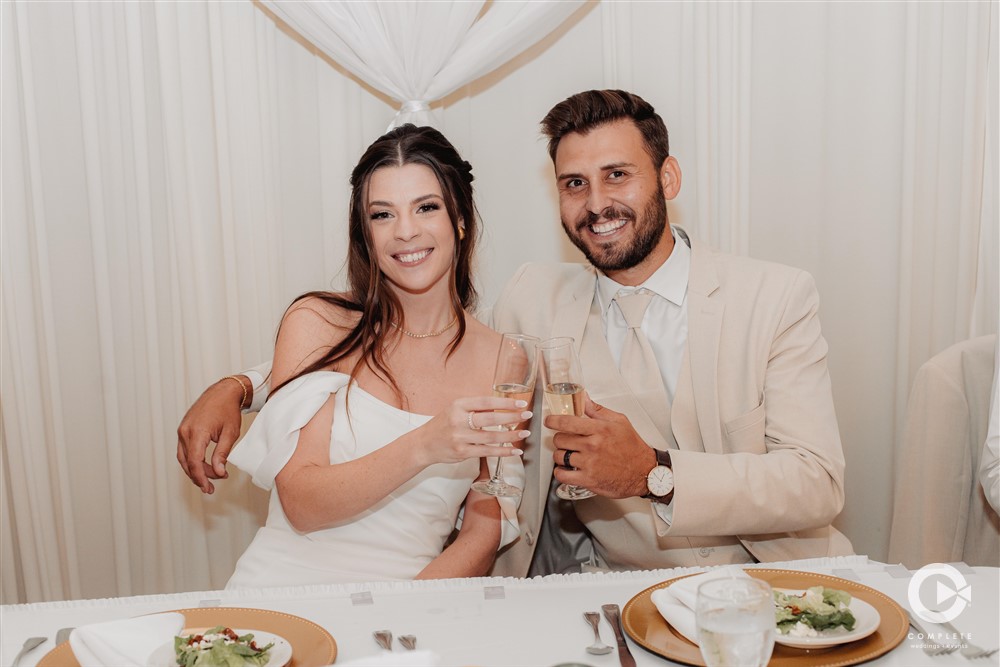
[
  {"xmin": 366, "ymin": 163, "xmax": 457, "ymax": 299},
  {"xmin": 554, "ymin": 119, "xmax": 681, "ymax": 284}
]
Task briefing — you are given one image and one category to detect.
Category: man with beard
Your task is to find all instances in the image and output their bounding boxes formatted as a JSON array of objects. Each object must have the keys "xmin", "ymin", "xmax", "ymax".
[
  {"xmin": 486, "ymin": 90, "xmax": 853, "ymax": 576},
  {"xmin": 177, "ymin": 89, "xmax": 853, "ymax": 576}
]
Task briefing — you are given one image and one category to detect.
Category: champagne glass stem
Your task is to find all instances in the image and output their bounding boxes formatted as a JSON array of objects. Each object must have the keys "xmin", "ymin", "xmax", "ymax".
[{"xmin": 489, "ymin": 445, "xmax": 507, "ymax": 487}]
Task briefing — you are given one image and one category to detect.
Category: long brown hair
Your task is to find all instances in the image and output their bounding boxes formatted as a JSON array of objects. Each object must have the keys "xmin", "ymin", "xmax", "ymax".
[{"xmin": 272, "ymin": 124, "xmax": 480, "ymax": 402}]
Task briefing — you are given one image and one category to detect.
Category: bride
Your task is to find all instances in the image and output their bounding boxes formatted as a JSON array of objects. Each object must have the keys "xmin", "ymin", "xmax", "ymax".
[{"xmin": 226, "ymin": 125, "xmax": 526, "ymax": 587}]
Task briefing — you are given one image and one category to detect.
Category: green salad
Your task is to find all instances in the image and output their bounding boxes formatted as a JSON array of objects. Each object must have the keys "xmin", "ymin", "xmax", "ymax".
[
  {"xmin": 773, "ymin": 586, "xmax": 857, "ymax": 636},
  {"xmin": 173, "ymin": 626, "xmax": 274, "ymax": 667}
]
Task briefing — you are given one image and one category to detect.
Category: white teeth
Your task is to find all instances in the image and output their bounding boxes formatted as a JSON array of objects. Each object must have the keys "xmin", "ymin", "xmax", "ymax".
[
  {"xmin": 590, "ymin": 219, "xmax": 627, "ymax": 235},
  {"xmin": 396, "ymin": 249, "xmax": 431, "ymax": 264}
]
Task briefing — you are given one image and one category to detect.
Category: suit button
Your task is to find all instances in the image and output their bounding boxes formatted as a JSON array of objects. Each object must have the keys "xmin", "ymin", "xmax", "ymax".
[
  {"xmin": 526, "ymin": 530, "xmax": 535, "ymax": 545},
  {"xmin": 698, "ymin": 547, "xmax": 713, "ymax": 558}
]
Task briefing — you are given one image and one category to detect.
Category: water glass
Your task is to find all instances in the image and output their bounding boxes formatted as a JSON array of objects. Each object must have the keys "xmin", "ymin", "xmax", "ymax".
[{"xmin": 695, "ymin": 577, "xmax": 775, "ymax": 667}]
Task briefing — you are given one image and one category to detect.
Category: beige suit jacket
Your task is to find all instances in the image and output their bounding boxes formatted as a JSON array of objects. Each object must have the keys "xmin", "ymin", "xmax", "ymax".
[{"xmin": 489, "ymin": 231, "xmax": 853, "ymax": 576}]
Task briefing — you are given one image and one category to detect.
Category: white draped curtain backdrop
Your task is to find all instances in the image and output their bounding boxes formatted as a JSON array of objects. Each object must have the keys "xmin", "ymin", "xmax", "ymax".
[{"xmin": 2, "ymin": 0, "xmax": 996, "ymax": 603}]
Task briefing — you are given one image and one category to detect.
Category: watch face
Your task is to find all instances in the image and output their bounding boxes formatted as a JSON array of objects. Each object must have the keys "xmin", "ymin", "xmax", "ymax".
[{"xmin": 647, "ymin": 465, "xmax": 674, "ymax": 497}]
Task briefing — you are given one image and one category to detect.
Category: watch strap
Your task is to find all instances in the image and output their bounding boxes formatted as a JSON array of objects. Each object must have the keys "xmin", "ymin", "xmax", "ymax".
[{"xmin": 653, "ymin": 448, "xmax": 672, "ymax": 469}]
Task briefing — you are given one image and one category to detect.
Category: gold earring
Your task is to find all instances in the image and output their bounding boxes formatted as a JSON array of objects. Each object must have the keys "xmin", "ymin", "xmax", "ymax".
[{"xmin": 458, "ymin": 226, "xmax": 466, "ymax": 241}]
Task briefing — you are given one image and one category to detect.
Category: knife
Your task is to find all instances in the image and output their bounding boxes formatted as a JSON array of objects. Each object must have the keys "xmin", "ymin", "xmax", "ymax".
[{"xmin": 602, "ymin": 603, "xmax": 637, "ymax": 667}]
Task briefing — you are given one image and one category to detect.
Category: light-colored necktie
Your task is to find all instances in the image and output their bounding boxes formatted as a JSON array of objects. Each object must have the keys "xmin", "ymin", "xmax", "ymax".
[{"xmin": 613, "ymin": 289, "xmax": 674, "ymax": 444}]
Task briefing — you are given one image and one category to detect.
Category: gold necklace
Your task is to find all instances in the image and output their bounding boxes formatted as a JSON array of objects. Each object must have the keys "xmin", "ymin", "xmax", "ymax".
[{"xmin": 391, "ymin": 315, "xmax": 459, "ymax": 339}]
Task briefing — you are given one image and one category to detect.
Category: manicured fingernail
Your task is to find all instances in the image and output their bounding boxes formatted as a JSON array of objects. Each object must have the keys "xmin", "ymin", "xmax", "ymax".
[
  {"xmin": 511, "ymin": 448, "xmax": 524, "ymax": 456},
  {"xmin": 518, "ymin": 430, "xmax": 531, "ymax": 439},
  {"xmin": 520, "ymin": 411, "xmax": 533, "ymax": 419},
  {"xmin": 515, "ymin": 400, "xmax": 528, "ymax": 407}
]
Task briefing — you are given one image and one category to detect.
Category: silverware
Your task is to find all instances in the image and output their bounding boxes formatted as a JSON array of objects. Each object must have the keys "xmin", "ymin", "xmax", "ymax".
[
  {"xmin": 55, "ymin": 628, "xmax": 74, "ymax": 645},
  {"xmin": 11, "ymin": 637, "xmax": 47, "ymax": 667},
  {"xmin": 906, "ymin": 610, "xmax": 959, "ymax": 657},
  {"xmin": 583, "ymin": 611, "xmax": 613, "ymax": 655},
  {"xmin": 937, "ymin": 619, "xmax": 997, "ymax": 659},
  {"xmin": 398, "ymin": 635, "xmax": 417, "ymax": 651},
  {"xmin": 601, "ymin": 603, "xmax": 636, "ymax": 667},
  {"xmin": 373, "ymin": 629, "xmax": 393, "ymax": 651}
]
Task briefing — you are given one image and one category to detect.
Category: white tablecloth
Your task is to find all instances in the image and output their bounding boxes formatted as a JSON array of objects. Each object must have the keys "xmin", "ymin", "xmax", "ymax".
[{"xmin": 1, "ymin": 556, "xmax": 997, "ymax": 666}]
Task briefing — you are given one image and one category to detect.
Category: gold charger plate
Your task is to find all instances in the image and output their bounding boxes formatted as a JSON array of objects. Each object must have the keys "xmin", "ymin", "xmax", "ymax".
[
  {"xmin": 36, "ymin": 607, "xmax": 337, "ymax": 667},
  {"xmin": 622, "ymin": 569, "xmax": 908, "ymax": 667}
]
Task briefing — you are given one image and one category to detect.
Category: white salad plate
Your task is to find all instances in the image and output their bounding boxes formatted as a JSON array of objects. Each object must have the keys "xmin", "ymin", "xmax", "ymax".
[
  {"xmin": 773, "ymin": 590, "xmax": 882, "ymax": 649},
  {"xmin": 147, "ymin": 628, "xmax": 292, "ymax": 667}
]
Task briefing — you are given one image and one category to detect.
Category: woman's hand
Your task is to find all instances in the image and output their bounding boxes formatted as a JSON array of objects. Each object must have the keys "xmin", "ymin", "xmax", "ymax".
[{"xmin": 413, "ymin": 396, "xmax": 532, "ymax": 467}]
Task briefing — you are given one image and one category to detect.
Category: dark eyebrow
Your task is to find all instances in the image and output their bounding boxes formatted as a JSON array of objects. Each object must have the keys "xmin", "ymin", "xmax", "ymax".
[
  {"xmin": 556, "ymin": 162, "xmax": 637, "ymax": 181},
  {"xmin": 411, "ymin": 193, "xmax": 442, "ymax": 205},
  {"xmin": 368, "ymin": 193, "xmax": 442, "ymax": 208},
  {"xmin": 603, "ymin": 162, "xmax": 637, "ymax": 171}
]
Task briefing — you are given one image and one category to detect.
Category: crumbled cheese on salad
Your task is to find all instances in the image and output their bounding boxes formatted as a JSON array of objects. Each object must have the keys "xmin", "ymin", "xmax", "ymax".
[{"xmin": 787, "ymin": 621, "xmax": 820, "ymax": 637}]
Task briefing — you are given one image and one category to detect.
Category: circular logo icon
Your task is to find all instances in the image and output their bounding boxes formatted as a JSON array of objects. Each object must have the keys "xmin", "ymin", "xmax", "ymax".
[{"xmin": 908, "ymin": 563, "xmax": 972, "ymax": 624}]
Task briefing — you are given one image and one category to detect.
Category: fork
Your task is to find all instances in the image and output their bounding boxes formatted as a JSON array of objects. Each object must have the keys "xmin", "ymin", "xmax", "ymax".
[
  {"xmin": 907, "ymin": 611, "xmax": 959, "ymax": 657},
  {"xmin": 937, "ymin": 619, "xmax": 997, "ymax": 659}
]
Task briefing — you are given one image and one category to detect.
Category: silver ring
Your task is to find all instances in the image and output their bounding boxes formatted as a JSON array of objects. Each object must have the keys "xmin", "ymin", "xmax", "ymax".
[
  {"xmin": 467, "ymin": 411, "xmax": 477, "ymax": 430},
  {"xmin": 563, "ymin": 449, "xmax": 574, "ymax": 468}
]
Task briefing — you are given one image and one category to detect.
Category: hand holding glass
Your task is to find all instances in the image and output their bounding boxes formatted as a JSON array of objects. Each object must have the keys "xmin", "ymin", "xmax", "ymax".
[
  {"xmin": 538, "ymin": 337, "xmax": 595, "ymax": 501},
  {"xmin": 696, "ymin": 577, "xmax": 776, "ymax": 667},
  {"xmin": 471, "ymin": 333, "xmax": 539, "ymax": 498}
]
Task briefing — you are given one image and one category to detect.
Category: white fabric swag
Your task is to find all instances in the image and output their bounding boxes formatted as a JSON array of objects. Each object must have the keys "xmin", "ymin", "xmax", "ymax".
[{"xmin": 260, "ymin": 0, "xmax": 586, "ymax": 128}]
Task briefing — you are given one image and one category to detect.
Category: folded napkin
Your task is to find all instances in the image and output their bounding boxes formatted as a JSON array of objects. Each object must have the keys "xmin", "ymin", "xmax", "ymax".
[
  {"xmin": 69, "ymin": 611, "xmax": 184, "ymax": 667},
  {"xmin": 650, "ymin": 565, "xmax": 750, "ymax": 645}
]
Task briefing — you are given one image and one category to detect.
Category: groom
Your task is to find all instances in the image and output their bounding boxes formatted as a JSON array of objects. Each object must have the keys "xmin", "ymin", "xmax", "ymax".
[{"xmin": 178, "ymin": 89, "xmax": 853, "ymax": 575}]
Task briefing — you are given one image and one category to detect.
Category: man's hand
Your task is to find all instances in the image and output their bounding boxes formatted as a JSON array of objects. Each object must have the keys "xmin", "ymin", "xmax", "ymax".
[
  {"xmin": 547, "ymin": 397, "xmax": 656, "ymax": 498},
  {"xmin": 176, "ymin": 377, "xmax": 248, "ymax": 494}
]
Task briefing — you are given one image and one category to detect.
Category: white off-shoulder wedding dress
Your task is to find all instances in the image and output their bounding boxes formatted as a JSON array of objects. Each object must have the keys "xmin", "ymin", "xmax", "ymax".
[{"xmin": 226, "ymin": 371, "xmax": 520, "ymax": 588}]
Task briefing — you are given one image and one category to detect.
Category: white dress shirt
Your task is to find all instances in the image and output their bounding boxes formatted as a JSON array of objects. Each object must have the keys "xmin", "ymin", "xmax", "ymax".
[{"xmin": 595, "ymin": 227, "xmax": 690, "ymax": 405}]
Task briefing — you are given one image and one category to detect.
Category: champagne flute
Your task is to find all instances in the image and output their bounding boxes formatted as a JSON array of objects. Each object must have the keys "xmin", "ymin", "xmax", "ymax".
[
  {"xmin": 538, "ymin": 337, "xmax": 596, "ymax": 501},
  {"xmin": 696, "ymin": 577, "xmax": 776, "ymax": 667},
  {"xmin": 471, "ymin": 333, "xmax": 539, "ymax": 497}
]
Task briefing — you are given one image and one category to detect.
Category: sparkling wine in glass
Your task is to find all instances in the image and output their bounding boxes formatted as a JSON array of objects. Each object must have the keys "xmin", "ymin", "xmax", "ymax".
[
  {"xmin": 471, "ymin": 333, "xmax": 539, "ymax": 498},
  {"xmin": 696, "ymin": 577, "xmax": 776, "ymax": 667},
  {"xmin": 538, "ymin": 337, "xmax": 596, "ymax": 501}
]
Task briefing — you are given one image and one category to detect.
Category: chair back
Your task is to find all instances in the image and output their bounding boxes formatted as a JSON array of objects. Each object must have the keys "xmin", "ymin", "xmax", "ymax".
[{"xmin": 888, "ymin": 334, "xmax": 999, "ymax": 567}]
